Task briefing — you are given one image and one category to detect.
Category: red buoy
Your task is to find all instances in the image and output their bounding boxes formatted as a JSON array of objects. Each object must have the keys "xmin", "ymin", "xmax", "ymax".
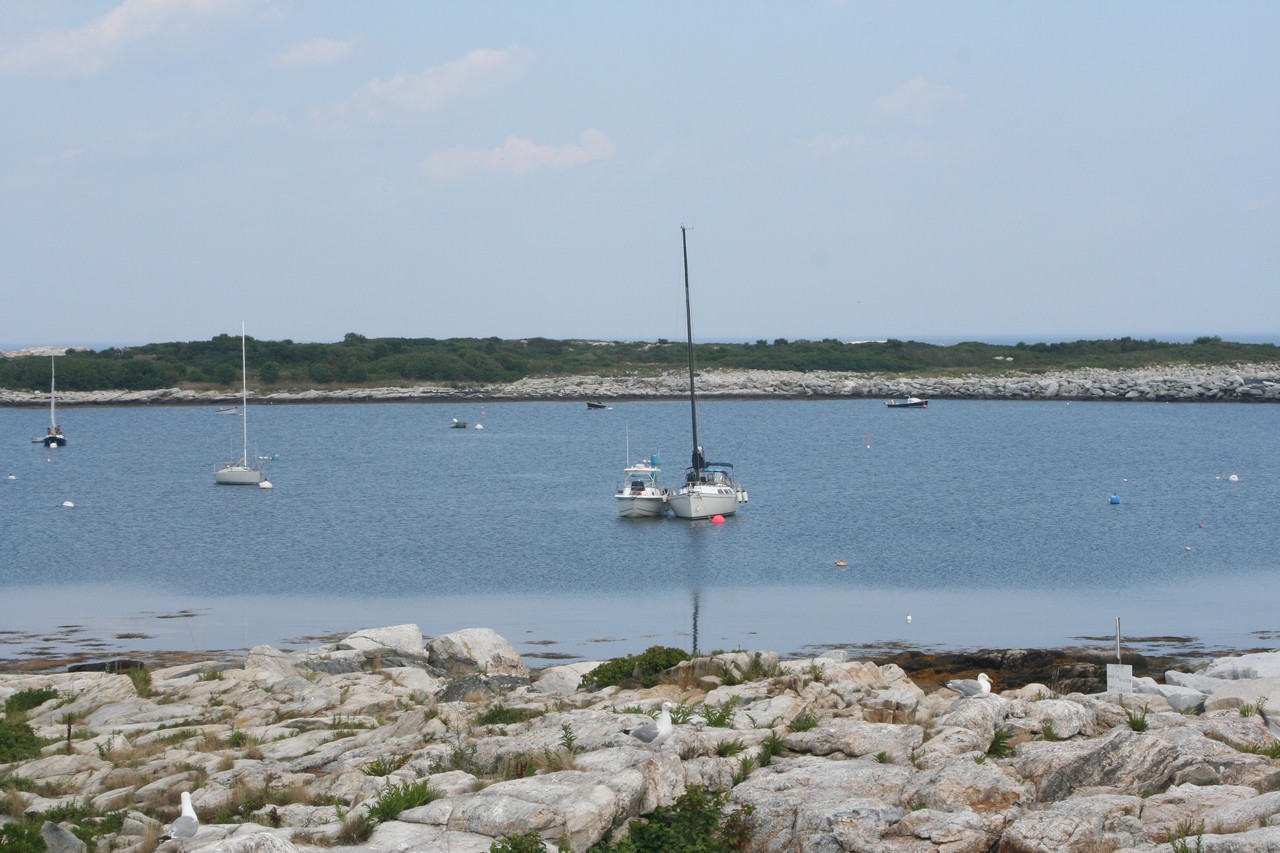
[{"xmin": 712, "ymin": 515, "xmax": 725, "ymax": 524}]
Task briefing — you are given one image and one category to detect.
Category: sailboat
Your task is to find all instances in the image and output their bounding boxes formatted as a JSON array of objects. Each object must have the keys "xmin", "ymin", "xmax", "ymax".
[
  {"xmin": 666, "ymin": 227, "xmax": 748, "ymax": 520},
  {"xmin": 32, "ymin": 356, "xmax": 66, "ymax": 447},
  {"xmin": 214, "ymin": 324, "xmax": 265, "ymax": 485}
]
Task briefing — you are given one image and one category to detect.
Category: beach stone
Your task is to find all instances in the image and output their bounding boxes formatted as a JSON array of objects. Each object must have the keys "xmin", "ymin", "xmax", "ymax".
[
  {"xmin": 1139, "ymin": 783, "xmax": 1258, "ymax": 839},
  {"xmin": 1203, "ymin": 652, "xmax": 1280, "ymax": 680},
  {"xmin": 427, "ymin": 627, "xmax": 529, "ymax": 678},
  {"xmin": 902, "ymin": 755, "xmax": 1033, "ymax": 811},
  {"xmin": 532, "ymin": 662, "xmax": 603, "ymax": 696},
  {"xmin": 40, "ymin": 822, "xmax": 86, "ymax": 853},
  {"xmin": 999, "ymin": 794, "xmax": 1154, "ymax": 851},
  {"xmin": 885, "ymin": 806, "xmax": 1008, "ymax": 852},
  {"xmin": 336, "ymin": 624, "xmax": 425, "ymax": 657}
]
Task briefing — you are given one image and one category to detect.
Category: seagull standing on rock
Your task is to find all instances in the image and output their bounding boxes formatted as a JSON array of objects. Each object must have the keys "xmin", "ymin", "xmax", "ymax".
[
  {"xmin": 160, "ymin": 791, "xmax": 199, "ymax": 845},
  {"xmin": 623, "ymin": 701, "xmax": 675, "ymax": 748},
  {"xmin": 945, "ymin": 672, "xmax": 992, "ymax": 697}
]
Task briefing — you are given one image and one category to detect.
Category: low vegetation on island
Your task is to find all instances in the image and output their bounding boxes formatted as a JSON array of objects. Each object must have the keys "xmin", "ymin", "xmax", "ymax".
[{"xmin": 0, "ymin": 334, "xmax": 1274, "ymax": 394}]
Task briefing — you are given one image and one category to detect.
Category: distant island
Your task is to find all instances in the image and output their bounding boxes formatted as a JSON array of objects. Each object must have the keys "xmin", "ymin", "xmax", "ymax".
[{"xmin": 1, "ymin": 334, "xmax": 1278, "ymax": 398}]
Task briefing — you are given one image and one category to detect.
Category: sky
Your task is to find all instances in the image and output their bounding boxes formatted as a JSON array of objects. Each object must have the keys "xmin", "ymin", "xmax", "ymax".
[{"xmin": 2, "ymin": 1, "xmax": 1278, "ymax": 349}]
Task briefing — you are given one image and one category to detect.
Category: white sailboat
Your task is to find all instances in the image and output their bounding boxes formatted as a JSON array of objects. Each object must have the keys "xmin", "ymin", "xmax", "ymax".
[
  {"xmin": 214, "ymin": 324, "xmax": 264, "ymax": 485},
  {"xmin": 667, "ymin": 227, "xmax": 748, "ymax": 520},
  {"xmin": 33, "ymin": 356, "xmax": 67, "ymax": 447}
]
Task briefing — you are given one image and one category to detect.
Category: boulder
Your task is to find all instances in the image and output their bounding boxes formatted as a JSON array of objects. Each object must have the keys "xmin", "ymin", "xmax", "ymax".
[{"xmin": 427, "ymin": 628, "xmax": 529, "ymax": 678}]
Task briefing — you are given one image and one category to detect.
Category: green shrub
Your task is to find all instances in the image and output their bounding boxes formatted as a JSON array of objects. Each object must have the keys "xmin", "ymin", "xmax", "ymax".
[
  {"xmin": 366, "ymin": 779, "xmax": 440, "ymax": 823},
  {"xmin": 4, "ymin": 687, "xmax": 58, "ymax": 717},
  {"xmin": 788, "ymin": 712, "xmax": 818, "ymax": 733},
  {"xmin": 986, "ymin": 730, "xmax": 1013, "ymax": 759},
  {"xmin": 584, "ymin": 646, "xmax": 691, "ymax": 690},
  {"xmin": 0, "ymin": 718, "xmax": 43, "ymax": 762},
  {"xmin": 0, "ymin": 821, "xmax": 44, "ymax": 853},
  {"xmin": 587, "ymin": 785, "xmax": 754, "ymax": 852},
  {"xmin": 475, "ymin": 705, "xmax": 544, "ymax": 726},
  {"xmin": 491, "ymin": 830, "xmax": 563, "ymax": 852}
]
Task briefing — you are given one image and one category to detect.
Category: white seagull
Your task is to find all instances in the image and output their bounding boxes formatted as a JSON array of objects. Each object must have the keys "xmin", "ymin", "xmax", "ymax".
[
  {"xmin": 160, "ymin": 791, "xmax": 199, "ymax": 843},
  {"xmin": 623, "ymin": 701, "xmax": 675, "ymax": 748},
  {"xmin": 945, "ymin": 672, "xmax": 992, "ymax": 697}
]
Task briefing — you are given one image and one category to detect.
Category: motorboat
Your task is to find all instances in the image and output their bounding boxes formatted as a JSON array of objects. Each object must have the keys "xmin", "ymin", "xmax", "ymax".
[
  {"xmin": 215, "ymin": 323, "xmax": 265, "ymax": 485},
  {"xmin": 666, "ymin": 226, "xmax": 748, "ymax": 520},
  {"xmin": 450, "ymin": 418, "xmax": 468, "ymax": 428},
  {"xmin": 615, "ymin": 456, "xmax": 669, "ymax": 518},
  {"xmin": 885, "ymin": 397, "xmax": 928, "ymax": 408},
  {"xmin": 586, "ymin": 401, "xmax": 611, "ymax": 410}
]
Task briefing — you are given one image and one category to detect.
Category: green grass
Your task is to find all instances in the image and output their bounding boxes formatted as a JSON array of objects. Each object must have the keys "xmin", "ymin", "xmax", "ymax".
[
  {"xmin": 365, "ymin": 779, "xmax": 441, "ymax": 823},
  {"xmin": 475, "ymin": 704, "xmax": 544, "ymax": 726},
  {"xmin": 1123, "ymin": 703, "xmax": 1150, "ymax": 732},
  {"xmin": 0, "ymin": 719, "xmax": 43, "ymax": 762},
  {"xmin": 789, "ymin": 712, "xmax": 818, "ymax": 733},
  {"xmin": 986, "ymin": 730, "xmax": 1013, "ymax": 759},
  {"xmin": 715, "ymin": 739, "xmax": 747, "ymax": 757}
]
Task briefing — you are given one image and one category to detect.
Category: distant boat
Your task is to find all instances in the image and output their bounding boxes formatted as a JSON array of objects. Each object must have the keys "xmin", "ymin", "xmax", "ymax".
[
  {"xmin": 32, "ymin": 356, "xmax": 66, "ymax": 447},
  {"xmin": 616, "ymin": 455, "xmax": 668, "ymax": 518},
  {"xmin": 586, "ymin": 401, "xmax": 611, "ymax": 410},
  {"xmin": 216, "ymin": 406, "xmax": 239, "ymax": 415},
  {"xmin": 666, "ymin": 226, "xmax": 748, "ymax": 520},
  {"xmin": 450, "ymin": 418, "xmax": 468, "ymax": 429},
  {"xmin": 214, "ymin": 323, "xmax": 265, "ymax": 485},
  {"xmin": 885, "ymin": 397, "xmax": 929, "ymax": 408}
]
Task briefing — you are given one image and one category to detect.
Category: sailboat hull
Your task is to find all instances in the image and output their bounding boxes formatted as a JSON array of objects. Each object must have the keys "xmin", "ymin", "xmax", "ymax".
[
  {"xmin": 667, "ymin": 485, "xmax": 740, "ymax": 520},
  {"xmin": 214, "ymin": 464, "xmax": 263, "ymax": 485},
  {"xmin": 42, "ymin": 435, "xmax": 67, "ymax": 448}
]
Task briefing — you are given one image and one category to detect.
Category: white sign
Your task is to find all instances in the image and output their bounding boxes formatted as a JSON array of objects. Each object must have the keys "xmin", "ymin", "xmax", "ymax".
[{"xmin": 1107, "ymin": 664, "xmax": 1133, "ymax": 695}]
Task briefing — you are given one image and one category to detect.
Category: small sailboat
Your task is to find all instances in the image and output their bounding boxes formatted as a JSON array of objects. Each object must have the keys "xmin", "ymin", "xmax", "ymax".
[
  {"xmin": 666, "ymin": 227, "xmax": 747, "ymax": 520},
  {"xmin": 616, "ymin": 454, "xmax": 668, "ymax": 518},
  {"xmin": 214, "ymin": 323, "xmax": 265, "ymax": 485},
  {"xmin": 32, "ymin": 356, "xmax": 67, "ymax": 447}
]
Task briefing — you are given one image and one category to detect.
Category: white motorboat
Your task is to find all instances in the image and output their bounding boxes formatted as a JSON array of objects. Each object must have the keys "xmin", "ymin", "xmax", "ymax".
[
  {"xmin": 885, "ymin": 396, "xmax": 928, "ymax": 408},
  {"xmin": 667, "ymin": 226, "xmax": 748, "ymax": 520},
  {"xmin": 215, "ymin": 323, "xmax": 265, "ymax": 485},
  {"xmin": 615, "ymin": 456, "xmax": 669, "ymax": 518}
]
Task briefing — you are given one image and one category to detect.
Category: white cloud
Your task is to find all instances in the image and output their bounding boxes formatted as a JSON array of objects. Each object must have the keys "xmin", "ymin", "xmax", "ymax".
[
  {"xmin": 321, "ymin": 46, "xmax": 534, "ymax": 130},
  {"xmin": 875, "ymin": 77, "xmax": 966, "ymax": 125},
  {"xmin": 270, "ymin": 37, "xmax": 352, "ymax": 70},
  {"xmin": 0, "ymin": 0, "xmax": 259, "ymax": 79},
  {"xmin": 423, "ymin": 129, "xmax": 617, "ymax": 184}
]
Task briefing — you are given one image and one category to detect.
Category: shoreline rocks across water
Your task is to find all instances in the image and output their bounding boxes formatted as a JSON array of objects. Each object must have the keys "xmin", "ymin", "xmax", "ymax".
[
  {"xmin": 6, "ymin": 624, "xmax": 1280, "ymax": 851},
  {"xmin": 3, "ymin": 363, "xmax": 1280, "ymax": 408}
]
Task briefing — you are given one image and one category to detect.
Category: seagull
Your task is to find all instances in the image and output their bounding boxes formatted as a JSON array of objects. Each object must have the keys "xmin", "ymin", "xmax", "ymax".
[
  {"xmin": 623, "ymin": 701, "xmax": 675, "ymax": 748},
  {"xmin": 945, "ymin": 672, "xmax": 992, "ymax": 697},
  {"xmin": 160, "ymin": 791, "xmax": 199, "ymax": 843}
]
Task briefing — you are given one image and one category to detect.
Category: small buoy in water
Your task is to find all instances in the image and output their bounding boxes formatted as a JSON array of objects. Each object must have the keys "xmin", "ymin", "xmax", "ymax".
[
  {"xmin": 834, "ymin": 560, "xmax": 846, "ymax": 567},
  {"xmin": 6, "ymin": 474, "xmax": 14, "ymax": 480},
  {"xmin": 906, "ymin": 614, "xmax": 912, "ymax": 624},
  {"xmin": 1228, "ymin": 474, "xmax": 1239, "ymax": 482},
  {"xmin": 475, "ymin": 424, "xmax": 484, "ymax": 430},
  {"xmin": 711, "ymin": 514, "xmax": 725, "ymax": 524},
  {"xmin": 61, "ymin": 500, "xmax": 74, "ymax": 508},
  {"xmin": 1110, "ymin": 494, "xmax": 1120, "ymax": 504},
  {"xmin": 259, "ymin": 480, "xmax": 273, "ymax": 490},
  {"xmin": 1184, "ymin": 546, "xmax": 1193, "ymax": 551}
]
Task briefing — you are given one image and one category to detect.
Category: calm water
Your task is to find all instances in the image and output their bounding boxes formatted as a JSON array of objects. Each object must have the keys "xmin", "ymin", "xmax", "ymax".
[{"xmin": 2, "ymin": 398, "xmax": 1278, "ymax": 667}]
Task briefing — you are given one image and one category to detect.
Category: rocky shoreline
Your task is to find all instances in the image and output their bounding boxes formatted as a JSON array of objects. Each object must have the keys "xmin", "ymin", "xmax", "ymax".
[
  {"xmin": 3, "ymin": 363, "xmax": 1280, "ymax": 408},
  {"xmin": 7, "ymin": 625, "xmax": 1280, "ymax": 852}
]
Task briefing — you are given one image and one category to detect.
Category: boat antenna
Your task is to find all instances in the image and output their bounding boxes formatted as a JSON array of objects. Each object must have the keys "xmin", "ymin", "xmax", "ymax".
[{"xmin": 682, "ymin": 225, "xmax": 702, "ymax": 479}]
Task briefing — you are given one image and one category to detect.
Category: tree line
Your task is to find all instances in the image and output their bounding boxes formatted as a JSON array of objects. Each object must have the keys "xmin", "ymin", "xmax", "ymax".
[{"xmin": 0, "ymin": 333, "xmax": 1273, "ymax": 393}]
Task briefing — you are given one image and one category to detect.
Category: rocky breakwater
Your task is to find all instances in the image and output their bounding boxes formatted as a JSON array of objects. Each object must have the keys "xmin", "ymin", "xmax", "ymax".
[
  {"xmin": 3, "ymin": 364, "xmax": 1280, "ymax": 409},
  {"xmin": 7, "ymin": 628, "xmax": 1280, "ymax": 851}
]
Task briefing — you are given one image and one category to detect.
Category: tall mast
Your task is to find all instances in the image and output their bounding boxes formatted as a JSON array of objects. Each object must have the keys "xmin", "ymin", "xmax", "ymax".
[
  {"xmin": 682, "ymin": 226, "xmax": 701, "ymax": 477},
  {"xmin": 240, "ymin": 322, "xmax": 249, "ymax": 466},
  {"xmin": 49, "ymin": 356, "xmax": 57, "ymax": 429}
]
